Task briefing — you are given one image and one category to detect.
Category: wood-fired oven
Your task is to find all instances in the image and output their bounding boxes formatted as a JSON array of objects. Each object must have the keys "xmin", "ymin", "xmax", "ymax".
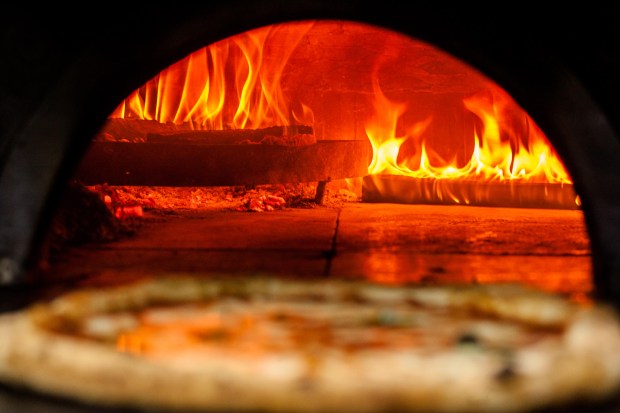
[{"xmin": 1, "ymin": 2, "xmax": 620, "ymax": 412}]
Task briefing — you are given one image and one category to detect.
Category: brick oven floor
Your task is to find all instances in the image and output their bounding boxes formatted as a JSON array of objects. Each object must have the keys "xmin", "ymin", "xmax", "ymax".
[{"xmin": 42, "ymin": 202, "xmax": 592, "ymax": 300}]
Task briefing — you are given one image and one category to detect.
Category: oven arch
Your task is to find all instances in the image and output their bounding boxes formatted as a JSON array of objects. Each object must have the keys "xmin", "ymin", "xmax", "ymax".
[{"xmin": 1, "ymin": 2, "xmax": 619, "ymax": 305}]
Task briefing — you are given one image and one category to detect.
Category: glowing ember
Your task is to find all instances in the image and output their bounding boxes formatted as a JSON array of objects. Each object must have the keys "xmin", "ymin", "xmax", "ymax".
[{"xmin": 366, "ymin": 75, "xmax": 572, "ymax": 185}]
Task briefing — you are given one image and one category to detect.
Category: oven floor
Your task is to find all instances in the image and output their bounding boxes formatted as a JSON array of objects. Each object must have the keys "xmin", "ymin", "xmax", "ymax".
[
  {"xmin": 0, "ymin": 202, "xmax": 612, "ymax": 413},
  {"xmin": 41, "ymin": 202, "xmax": 591, "ymax": 299}
]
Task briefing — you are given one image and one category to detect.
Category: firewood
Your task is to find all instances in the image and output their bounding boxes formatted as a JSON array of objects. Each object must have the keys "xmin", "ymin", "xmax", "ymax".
[
  {"xmin": 362, "ymin": 175, "xmax": 580, "ymax": 210},
  {"xmin": 146, "ymin": 125, "xmax": 314, "ymax": 145},
  {"xmin": 76, "ymin": 140, "xmax": 369, "ymax": 187}
]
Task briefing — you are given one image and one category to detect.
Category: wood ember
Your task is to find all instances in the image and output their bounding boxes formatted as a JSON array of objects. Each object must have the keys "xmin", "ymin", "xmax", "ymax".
[
  {"xmin": 239, "ymin": 194, "xmax": 287, "ymax": 212},
  {"xmin": 44, "ymin": 181, "xmax": 141, "ymax": 260},
  {"xmin": 85, "ymin": 182, "xmax": 360, "ymax": 213},
  {"xmin": 146, "ymin": 125, "xmax": 315, "ymax": 145},
  {"xmin": 94, "ymin": 118, "xmax": 193, "ymax": 143},
  {"xmin": 95, "ymin": 184, "xmax": 144, "ymax": 219},
  {"xmin": 362, "ymin": 175, "xmax": 580, "ymax": 210},
  {"xmin": 251, "ymin": 133, "xmax": 315, "ymax": 146},
  {"xmin": 112, "ymin": 204, "xmax": 144, "ymax": 219},
  {"xmin": 94, "ymin": 118, "xmax": 315, "ymax": 145}
]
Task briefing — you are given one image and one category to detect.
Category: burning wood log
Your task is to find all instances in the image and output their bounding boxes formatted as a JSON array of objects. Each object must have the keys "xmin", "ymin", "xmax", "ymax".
[
  {"xmin": 362, "ymin": 175, "xmax": 581, "ymax": 210},
  {"xmin": 75, "ymin": 140, "xmax": 369, "ymax": 187},
  {"xmin": 94, "ymin": 118, "xmax": 190, "ymax": 142},
  {"xmin": 146, "ymin": 125, "xmax": 315, "ymax": 145},
  {"xmin": 95, "ymin": 119, "xmax": 315, "ymax": 145}
]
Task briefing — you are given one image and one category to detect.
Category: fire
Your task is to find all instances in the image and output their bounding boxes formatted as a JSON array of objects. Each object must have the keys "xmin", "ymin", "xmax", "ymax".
[
  {"xmin": 110, "ymin": 22, "xmax": 315, "ymax": 130},
  {"xmin": 106, "ymin": 19, "xmax": 576, "ymax": 208},
  {"xmin": 366, "ymin": 77, "xmax": 573, "ymax": 184}
]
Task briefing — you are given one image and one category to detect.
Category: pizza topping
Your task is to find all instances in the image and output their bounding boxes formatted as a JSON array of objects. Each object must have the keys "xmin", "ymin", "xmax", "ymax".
[
  {"xmin": 29, "ymin": 278, "xmax": 579, "ymax": 363},
  {"xmin": 49, "ymin": 294, "xmax": 569, "ymax": 364},
  {"xmin": 82, "ymin": 313, "xmax": 139, "ymax": 341}
]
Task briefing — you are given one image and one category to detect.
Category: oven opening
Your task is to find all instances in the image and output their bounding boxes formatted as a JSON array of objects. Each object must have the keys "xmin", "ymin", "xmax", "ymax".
[{"xmin": 40, "ymin": 20, "xmax": 591, "ymax": 302}]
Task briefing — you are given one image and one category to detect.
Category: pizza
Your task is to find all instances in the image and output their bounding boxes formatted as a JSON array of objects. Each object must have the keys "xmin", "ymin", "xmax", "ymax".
[{"xmin": 1, "ymin": 274, "xmax": 620, "ymax": 413}]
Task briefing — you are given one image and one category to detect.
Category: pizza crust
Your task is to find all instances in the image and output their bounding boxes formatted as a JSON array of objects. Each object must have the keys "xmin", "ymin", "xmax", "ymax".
[{"xmin": 1, "ymin": 276, "xmax": 620, "ymax": 413}]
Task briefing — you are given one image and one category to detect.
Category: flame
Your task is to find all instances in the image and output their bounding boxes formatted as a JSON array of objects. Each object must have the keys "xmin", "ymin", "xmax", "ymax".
[
  {"xmin": 109, "ymin": 20, "xmax": 573, "ymax": 203},
  {"xmin": 110, "ymin": 22, "xmax": 316, "ymax": 130},
  {"xmin": 366, "ymin": 77, "xmax": 573, "ymax": 185}
]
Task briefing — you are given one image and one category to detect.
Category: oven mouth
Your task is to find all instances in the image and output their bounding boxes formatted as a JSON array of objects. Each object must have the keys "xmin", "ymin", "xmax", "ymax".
[
  {"xmin": 1, "ymin": 3, "xmax": 620, "ymax": 308},
  {"xmin": 7, "ymin": 19, "xmax": 596, "ymax": 307}
]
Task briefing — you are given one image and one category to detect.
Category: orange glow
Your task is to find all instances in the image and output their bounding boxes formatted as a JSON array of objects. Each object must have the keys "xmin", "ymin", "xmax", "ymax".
[
  {"xmin": 107, "ymin": 20, "xmax": 575, "ymax": 207},
  {"xmin": 352, "ymin": 251, "xmax": 592, "ymax": 304},
  {"xmin": 110, "ymin": 22, "xmax": 315, "ymax": 130},
  {"xmin": 366, "ymin": 76, "xmax": 573, "ymax": 185}
]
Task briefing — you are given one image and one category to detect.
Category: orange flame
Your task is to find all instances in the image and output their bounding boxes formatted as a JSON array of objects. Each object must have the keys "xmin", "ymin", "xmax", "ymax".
[
  {"xmin": 366, "ymin": 77, "xmax": 572, "ymax": 184},
  {"xmin": 110, "ymin": 22, "xmax": 316, "ymax": 130}
]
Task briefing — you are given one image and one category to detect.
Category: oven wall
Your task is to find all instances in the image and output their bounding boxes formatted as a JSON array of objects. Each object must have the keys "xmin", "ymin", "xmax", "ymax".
[{"xmin": 1, "ymin": 2, "xmax": 620, "ymax": 304}]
